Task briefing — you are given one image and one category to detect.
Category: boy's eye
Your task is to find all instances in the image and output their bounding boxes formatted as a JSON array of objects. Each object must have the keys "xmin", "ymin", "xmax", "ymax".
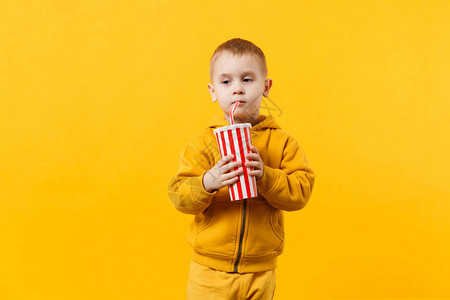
[
  {"xmin": 243, "ymin": 78, "xmax": 252, "ymax": 82},
  {"xmin": 222, "ymin": 80, "xmax": 230, "ymax": 84}
]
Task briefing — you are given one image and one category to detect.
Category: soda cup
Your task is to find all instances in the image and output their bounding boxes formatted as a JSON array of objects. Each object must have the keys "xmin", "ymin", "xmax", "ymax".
[{"xmin": 213, "ymin": 123, "xmax": 258, "ymax": 201}]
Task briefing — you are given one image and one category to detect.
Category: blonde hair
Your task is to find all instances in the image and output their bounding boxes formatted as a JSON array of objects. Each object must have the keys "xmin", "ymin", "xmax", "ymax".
[{"xmin": 209, "ymin": 38, "xmax": 268, "ymax": 81}]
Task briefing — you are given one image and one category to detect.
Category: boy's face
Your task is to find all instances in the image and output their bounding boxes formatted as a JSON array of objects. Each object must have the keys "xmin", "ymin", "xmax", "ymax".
[{"xmin": 208, "ymin": 52, "xmax": 272, "ymax": 125}]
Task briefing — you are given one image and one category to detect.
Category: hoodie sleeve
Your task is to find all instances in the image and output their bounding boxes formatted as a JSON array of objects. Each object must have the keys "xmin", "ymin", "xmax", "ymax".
[
  {"xmin": 167, "ymin": 133, "xmax": 219, "ymax": 215},
  {"xmin": 256, "ymin": 137, "xmax": 315, "ymax": 211}
]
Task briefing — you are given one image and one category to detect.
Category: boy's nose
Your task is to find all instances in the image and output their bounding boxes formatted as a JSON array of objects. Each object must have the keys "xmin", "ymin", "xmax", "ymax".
[{"xmin": 233, "ymin": 84, "xmax": 245, "ymax": 95}]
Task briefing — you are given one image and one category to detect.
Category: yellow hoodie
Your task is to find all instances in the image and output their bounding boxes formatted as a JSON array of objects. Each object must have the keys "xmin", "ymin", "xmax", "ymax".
[{"xmin": 168, "ymin": 114, "xmax": 315, "ymax": 273}]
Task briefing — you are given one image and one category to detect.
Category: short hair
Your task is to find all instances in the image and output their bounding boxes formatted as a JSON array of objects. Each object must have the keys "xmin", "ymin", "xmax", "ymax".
[{"xmin": 209, "ymin": 38, "xmax": 268, "ymax": 81}]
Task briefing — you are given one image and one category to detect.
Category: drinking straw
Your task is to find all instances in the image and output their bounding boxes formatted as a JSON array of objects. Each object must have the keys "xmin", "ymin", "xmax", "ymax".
[{"xmin": 229, "ymin": 101, "xmax": 240, "ymax": 125}]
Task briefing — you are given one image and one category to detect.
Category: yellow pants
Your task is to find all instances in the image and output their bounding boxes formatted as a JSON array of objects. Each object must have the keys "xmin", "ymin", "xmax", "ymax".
[{"xmin": 187, "ymin": 260, "xmax": 276, "ymax": 300}]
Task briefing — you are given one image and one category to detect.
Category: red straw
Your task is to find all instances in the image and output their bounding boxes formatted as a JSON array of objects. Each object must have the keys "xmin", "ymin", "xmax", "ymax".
[{"xmin": 229, "ymin": 101, "xmax": 240, "ymax": 125}]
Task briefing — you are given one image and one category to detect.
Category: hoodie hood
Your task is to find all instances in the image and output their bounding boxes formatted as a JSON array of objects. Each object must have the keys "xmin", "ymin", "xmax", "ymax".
[{"xmin": 207, "ymin": 114, "xmax": 281, "ymax": 131}]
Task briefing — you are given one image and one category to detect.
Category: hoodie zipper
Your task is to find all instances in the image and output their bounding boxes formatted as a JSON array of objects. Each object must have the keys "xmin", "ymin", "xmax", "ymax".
[{"xmin": 234, "ymin": 198, "xmax": 247, "ymax": 272}]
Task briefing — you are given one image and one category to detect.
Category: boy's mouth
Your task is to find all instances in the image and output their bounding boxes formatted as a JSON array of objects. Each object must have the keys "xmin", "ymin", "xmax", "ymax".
[{"xmin": 232, "ymin": 101, "xmax": 246, "ymax": 105}]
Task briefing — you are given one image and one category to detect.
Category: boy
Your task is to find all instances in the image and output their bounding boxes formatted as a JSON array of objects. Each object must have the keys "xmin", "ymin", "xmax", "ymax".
[{"xmin": 168, "ymin": 38, "xmax": 315, "ymax": 300}]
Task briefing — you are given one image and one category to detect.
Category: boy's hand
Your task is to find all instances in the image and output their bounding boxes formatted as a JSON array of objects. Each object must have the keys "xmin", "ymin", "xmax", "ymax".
[
  {"xmin": 203, "ymin": 155, "xmax": 243, "ymax": 193},
  {"xmin": 245, "ymin": 145, "xmax": 264, "ymax": 180}
]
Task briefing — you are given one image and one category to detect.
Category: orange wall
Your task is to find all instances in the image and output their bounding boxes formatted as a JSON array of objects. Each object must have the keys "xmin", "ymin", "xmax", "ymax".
[{"xmin": 1, "ymin": 0, "xmax": 449, "ymax": 299}]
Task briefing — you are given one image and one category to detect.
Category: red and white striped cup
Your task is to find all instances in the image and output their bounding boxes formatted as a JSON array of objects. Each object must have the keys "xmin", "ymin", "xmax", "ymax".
[{"xmin": 213, "ymin": 123, "xmax": 258, "ymax": 201}]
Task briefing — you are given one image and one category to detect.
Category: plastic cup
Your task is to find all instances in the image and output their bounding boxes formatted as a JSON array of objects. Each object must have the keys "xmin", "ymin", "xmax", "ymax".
[{"xmin": 213, "ymin": 123, "xmax": 258, "ymax": 201}]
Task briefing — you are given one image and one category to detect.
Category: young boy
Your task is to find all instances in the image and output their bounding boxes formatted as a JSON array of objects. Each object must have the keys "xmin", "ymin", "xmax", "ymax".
[{"xmin": 168, "ymin": 38, "xmax": 315, "ymax": 300}]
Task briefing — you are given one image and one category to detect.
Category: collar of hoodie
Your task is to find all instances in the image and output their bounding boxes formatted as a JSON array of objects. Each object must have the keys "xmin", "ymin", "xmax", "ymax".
[{"xmin": 207, "ymin": 114, "xmax": 281, "ymax": 131}]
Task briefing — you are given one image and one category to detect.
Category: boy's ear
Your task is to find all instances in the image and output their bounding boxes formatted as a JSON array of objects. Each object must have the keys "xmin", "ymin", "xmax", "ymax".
[
  {"xmin": 208, "ymin": 83, "xmax": 217, "ymax": 102},
  {"xmin": 263, "ymin": 78, "xmax": 273, "ymax": 98}
]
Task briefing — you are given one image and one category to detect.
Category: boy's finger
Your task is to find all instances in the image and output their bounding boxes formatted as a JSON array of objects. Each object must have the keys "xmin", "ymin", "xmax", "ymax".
[
  {"xmin": 217, "ymin": 154, "xmax": 234, "ymax": 167},
  {"xmin": 232, "ymin": 161, "xmax": 242, "ymax": 170},
  {"xmin": 223, "ymin": 169, "xmax": 242, "ymax": 180},
  {"xmin": 245, "ymin": 161, "xmax": 256, "ymax": 167},
  {"xmin": 223, "ymin": 161, "xmax": 242, "ymax": 173},
  {"xmin": 222, "ymin": 176, "xmax": 240, "ymax": 187},
  {"xmin": 246, "ymin": 153, "xmax": 258, "ymax": 160}
]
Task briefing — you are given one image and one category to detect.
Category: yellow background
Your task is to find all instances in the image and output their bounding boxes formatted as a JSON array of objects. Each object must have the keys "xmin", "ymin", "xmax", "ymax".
[{"xmin": 1, "ymin": 0, "xmax": 449, "ymax": 299}]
